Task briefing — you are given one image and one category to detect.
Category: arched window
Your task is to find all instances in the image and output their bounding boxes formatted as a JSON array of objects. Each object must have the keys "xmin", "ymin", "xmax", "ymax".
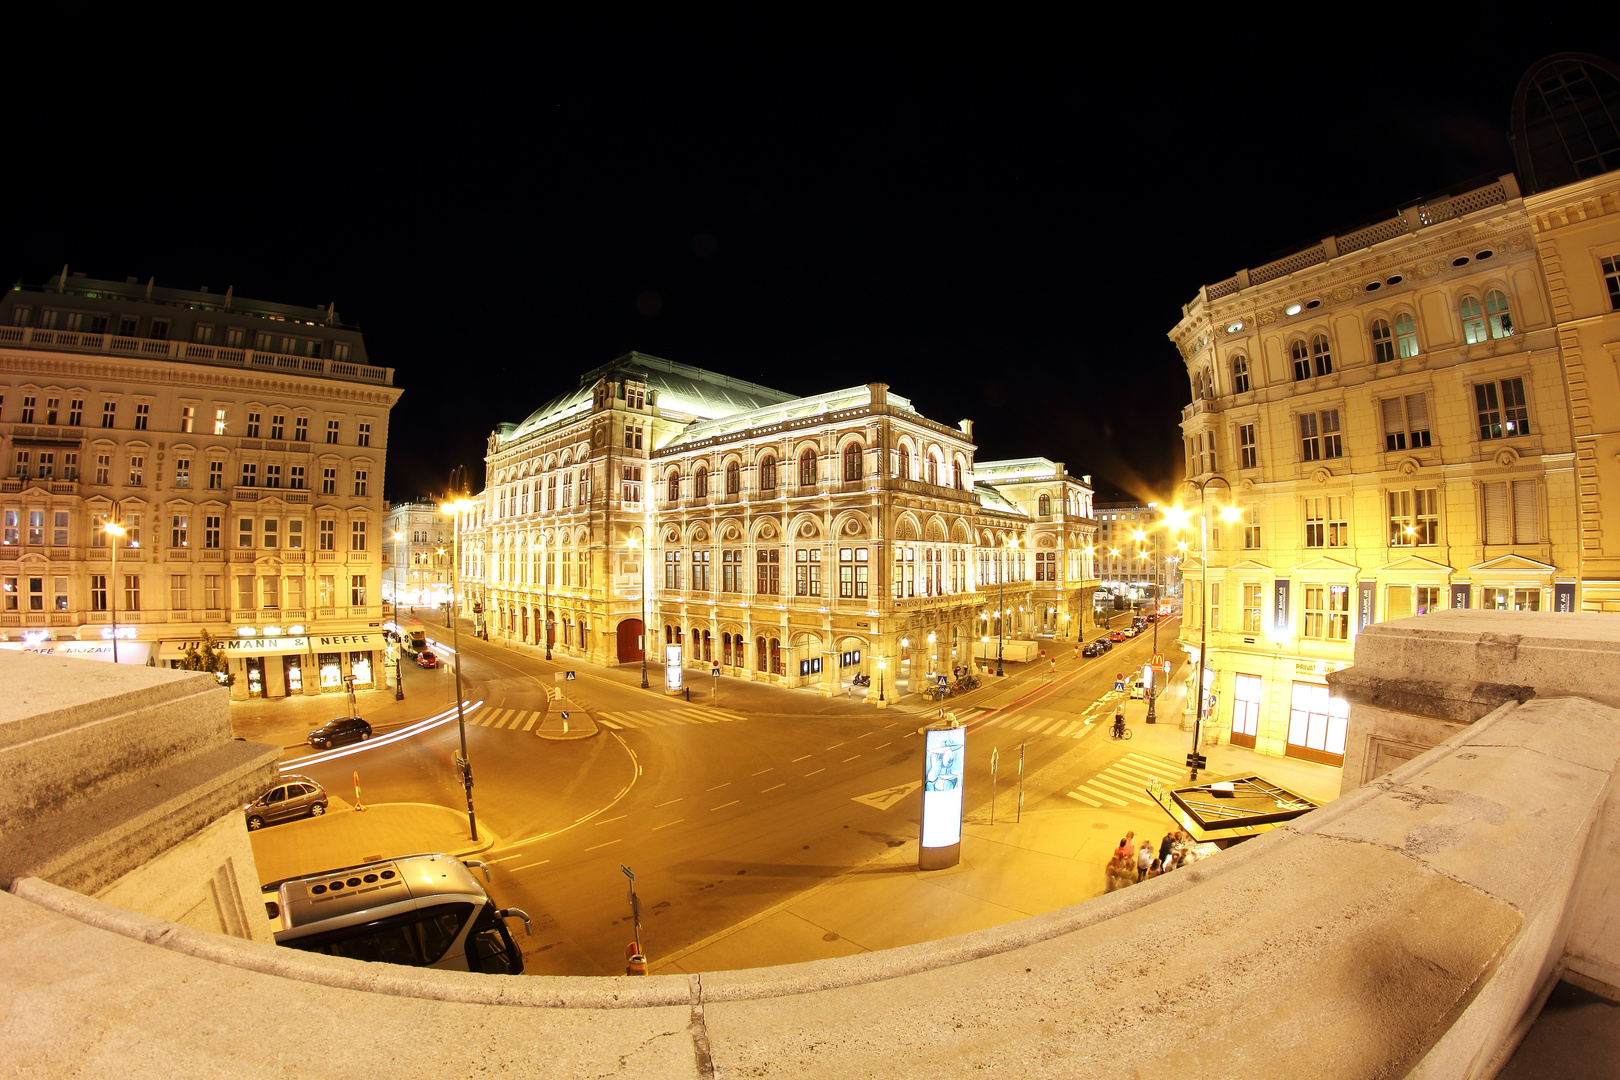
[
  {"xmin": 694, "ymin": 467, "xmax": 708, "ymax": 498},
  {"xmin": 1311, "ymin": 334, "xmax": 1333, "ymax": 376},
  {"xmin": 1231, "ymin": 355, "xmax": 1249, "ymax": 393},
  {"xmin": 1460, "ymin": 296, "xmax": 1485, "ymax": 343},
  {"xmin": 1193, "ymin": 370, "xmax": 1205, "ymax": 399},
  {"xmin": 759, "ymin": 454, "xmax": 776, "ymax": 490},
  {"xmin": 1370, "ymin": 319, "xmax": 1394, "ymax": 363},
  {"xmin": 667, "ymin": 471, "xmax": 680, "ymax": 504},
  {"xmin": 897, "ymin": 444, "xmax": 911, "ymax": 480},
  {"xmin": 1201, "ymin": 367, "xmax": 1213, "ymax": 399},
  {"xmin": 843, "ymin": 442, "xmax": 862, "ymax": 481},
  {"xmin": 756, "ymin": 635, "xmax": 767, "ymax": 672},
  {"xmin": 1394, "ymin": 312, "xmax": 1419, "ymax": 358},
  {"xmin": 1291, "ymin": 339, "xmax": 1310, "ymax": 381},
  {"xmin": 954, "ymin": 457, "xmax": 966, "ymax": 489},
  {"xmin": 770, "ymin": 636, "xmax": 782, "ymax": 675},
  {"xmin": 926, "ymin": 455, "xmax": 938, "ymax": 486},
  {"xmin": 1038, "ymin": 493, "xmax": 1051, "ymax": 516},
  {"xmin": 799, "ymin": 449, "xmax": 817, "ymax": 486},
  {"xmin": 725, "ymin": 461, "xmax": 740, "ymax": 494},
  {"xmin": 1485, "ymin": 290, "xmax": 1514, "ymax": 338}
]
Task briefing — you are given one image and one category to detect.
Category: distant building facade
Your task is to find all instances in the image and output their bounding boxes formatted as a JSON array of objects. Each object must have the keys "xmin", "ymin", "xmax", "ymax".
[
  {"xmin": 1094, "ymin": 501, "xmax": 1173, "ymax": 609},
  {"xmin": 0, "ymin": 272, "xmax": 400, "ymax": 699},
  {"xmin": 382, "ymin": 499, "xmax": 451, "ymax": 613},
  {"xmin": 471, "ymin": 353, "xmax": 1099, "ymax": 695}
]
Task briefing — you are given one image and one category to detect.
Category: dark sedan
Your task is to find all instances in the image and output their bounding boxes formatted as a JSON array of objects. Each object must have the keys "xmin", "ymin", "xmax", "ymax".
[{"xmin": 306, "ymin": 716, "xmax": 372, "ymax": 750}]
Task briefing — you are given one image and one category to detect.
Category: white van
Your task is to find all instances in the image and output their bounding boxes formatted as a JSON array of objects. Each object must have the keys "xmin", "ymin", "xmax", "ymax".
[{"xmin": 264, "ymin": 853, "xmax": 531, "ymax": 974}]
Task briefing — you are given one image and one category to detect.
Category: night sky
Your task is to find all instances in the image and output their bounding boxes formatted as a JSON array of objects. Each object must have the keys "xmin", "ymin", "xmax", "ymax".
[{"xmin": 9, "ymin": 12, "xmax": 1616, "ymax": 504}]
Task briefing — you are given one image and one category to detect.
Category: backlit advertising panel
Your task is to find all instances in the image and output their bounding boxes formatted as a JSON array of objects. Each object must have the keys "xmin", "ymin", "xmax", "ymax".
[
  {"xmin": 665, "ymin": 645, "xmax": 683, "ymax": 693},
  {"xmin": 920, "ymin": 726, "xmax": 965, "ymax": 868}
]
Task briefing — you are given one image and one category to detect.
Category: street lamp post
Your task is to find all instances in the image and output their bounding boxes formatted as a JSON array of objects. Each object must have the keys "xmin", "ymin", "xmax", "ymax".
[
  {"xmin": 392, "ymin": 531, "xmax": 405, "ymax": 701},
  {"xmin": 877, "ymin": 657, "xmax": 886, "ymax": 704},
  {"xmin": 440, "ymin": 496, "xmax": 478, "ymax": 841},
  {"xmin": 997, "ymin": 536, "xmax": 1018, "ymax": 677},
  {"xmin": 1174, "ymin": 479, "xmax": 1237, "ymax": 781},
  {"xmin": 104, "ymin": 518, "xmax": 126, "ymax": 664},
  {"xmin": 628, "ymin": 532, "xmax": 648, "ymax": 688}
]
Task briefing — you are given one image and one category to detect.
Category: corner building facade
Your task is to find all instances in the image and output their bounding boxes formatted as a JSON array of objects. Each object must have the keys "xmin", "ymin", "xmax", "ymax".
[
  {"xmin": 0, "ymin": 273, "xmax": 400, "ymax": 698},
  {"xmin": 1170, "ymin": 176, "xmax": 1578, "ymax": 768},
  {"xmin": 478, "ymin": 354, "xmax": 1099, "ymax": 695}
]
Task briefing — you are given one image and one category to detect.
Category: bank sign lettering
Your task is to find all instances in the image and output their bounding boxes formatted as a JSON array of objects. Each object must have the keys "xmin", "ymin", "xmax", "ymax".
[{"xmin": 1273, "ymin": 579, "xmax": 1290, "ymax": 635}]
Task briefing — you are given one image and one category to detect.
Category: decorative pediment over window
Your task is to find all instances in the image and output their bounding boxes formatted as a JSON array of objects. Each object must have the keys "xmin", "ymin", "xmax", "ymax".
[
  {"xmin": 1374, "ymin": 554, "xmax": 1453, "ymax": 574},
  {"xmin": 1468, "ymin": 554, "xmax": 1555, "ymax": 575},
  {"xmin": 1227, "ymin": 558, "xmax": 1273, "ymax": 572},
  {"xmin": 1289, "ymin": 555, "xmax": 1359, "ymax": 575},
  {"xmin": 1311, "ymin": 467, "xmax": 1333, "ymax": 484}
]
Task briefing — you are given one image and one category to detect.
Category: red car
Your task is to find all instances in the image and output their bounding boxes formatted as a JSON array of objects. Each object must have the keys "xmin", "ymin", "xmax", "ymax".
[
  {"xmin": 415, "ymin": 650, "xmax": 440, "ymax": 668},
  {"xmin": 1109, "ymin": 630, "xmax": 1127, "ymax": 642}
]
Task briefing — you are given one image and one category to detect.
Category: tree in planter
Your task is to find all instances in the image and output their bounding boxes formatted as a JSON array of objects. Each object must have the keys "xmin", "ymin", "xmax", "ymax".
[{"xmin": 180, "ymin": 629, "xmax": 236, "ymax": 687}]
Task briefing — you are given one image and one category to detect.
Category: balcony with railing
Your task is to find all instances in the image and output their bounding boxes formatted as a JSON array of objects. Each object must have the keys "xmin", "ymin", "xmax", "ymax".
[{"xmin": 0, "ymin": 325, "xmax": 394, "ymax": 386}]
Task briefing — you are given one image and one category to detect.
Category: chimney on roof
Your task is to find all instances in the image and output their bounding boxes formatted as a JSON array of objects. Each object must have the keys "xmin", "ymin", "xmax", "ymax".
[
  {"xmin": 1083, "ymin": 474, "xmax": 1092, "ymax": 487},
  {"xmin": 224, "ymin": 285, "xmax": 233, "ymax": 309},
  {"xmin": 125, "ymin": 276, "xmax": 138, "ymax": 284},
  {"xmin": 867, "ymin": 382, "xmax": 888, "ymax": 408},
  {"xmin": 1054, "ymin": 461, "xmax": 1065, "ymax": 478},
  {"xmin": 959, "ymin": 419, "xmax": 974, "ymax": 439},
  {"xmin": 199, "ymin": 285, "xmax": 209, "ymax": 294},
  {"xmin": 145, "ymin": 277, "xmax": 154, "ymax": 299}
]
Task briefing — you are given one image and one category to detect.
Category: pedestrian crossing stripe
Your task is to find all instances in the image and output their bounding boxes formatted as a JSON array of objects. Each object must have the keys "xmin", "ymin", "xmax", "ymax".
[
  {"xmin": 468, "ymin": 707, "xmax": 545, "ymax": 730},
  {"xmin": 1064, "ymin": 752, "xmax": 1185, "ymax": 809},
  {"xmin": 969, "ymin": 712, "xmax": 1098, "ymax": 741},
  {"xmin": 596, "ymin": 706, "xmax": 750, "ymax": 729}
]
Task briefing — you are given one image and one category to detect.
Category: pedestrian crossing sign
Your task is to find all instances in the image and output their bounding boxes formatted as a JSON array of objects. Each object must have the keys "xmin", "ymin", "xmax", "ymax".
[
  {"xmin": 1114, "ymin": 678, "xmax": 1126, "ymax": 692},
  {"xmin": 712, "ymin": 665, "xmax": 720, "ymax": 677}
]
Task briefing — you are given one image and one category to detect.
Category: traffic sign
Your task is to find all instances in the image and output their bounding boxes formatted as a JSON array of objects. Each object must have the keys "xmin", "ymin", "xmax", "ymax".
[
  {"xmin": 621, "ymin": 865, "xmax": 635, "ymax": 882},
  {"xmin": 1113, "ymin": 678, "xmax": 1125, "ymax": 692},
  {"xmin": 560, "ymin": 711, "xmax": 570, "ymax": 720},
  {"xmin": 937, "ymin": 674, "xmax": 948, "ymax": 689},
  {"xmin": 566, "ymin": 671, "xmax": 577, "ymax": 681},
  {"xmin": 711, "ymin": 665, "xmax": 720, "ymax": 678},
  {"xmin": 1185, "ymin": 753, "xmax": 1208, "ymax": 769}
]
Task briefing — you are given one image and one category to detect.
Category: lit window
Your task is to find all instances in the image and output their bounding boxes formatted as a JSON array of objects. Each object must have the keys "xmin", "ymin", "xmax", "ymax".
[{"xmin": 1476, "ymin": 378, "xmax": 1530, "ymax": 440}]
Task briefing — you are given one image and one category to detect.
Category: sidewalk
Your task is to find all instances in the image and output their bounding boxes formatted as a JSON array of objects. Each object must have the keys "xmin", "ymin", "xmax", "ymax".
[{"xmin": 249, "ymin": 800, "xmax": 496, "ymax": 887}]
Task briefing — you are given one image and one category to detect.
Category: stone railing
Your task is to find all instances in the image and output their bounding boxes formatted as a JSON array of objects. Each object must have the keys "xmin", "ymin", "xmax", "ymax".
[
  {"xmin": 3, "ymin": 610, "xmax": 1618, "ymax": 1078},
  {"xmin": 0, "ymin": 325, "xmax": 394, "ymax": 387}
]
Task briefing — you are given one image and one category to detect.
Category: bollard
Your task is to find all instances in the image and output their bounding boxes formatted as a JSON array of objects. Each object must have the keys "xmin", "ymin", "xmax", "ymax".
[{"xmin": 625, "ymin": 941, "xmax": 647, "ymax": 976}]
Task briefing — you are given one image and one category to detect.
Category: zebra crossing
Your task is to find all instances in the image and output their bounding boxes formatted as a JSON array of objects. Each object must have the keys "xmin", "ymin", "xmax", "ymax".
[
  {"xmin": 596, "ymin": 705, "xmax": 751, "ymax": 730},
  {"xmin": 958, "ymin": 708, "xmax": 1095, "ymax": 740},
  {"xmin": 467, "ymin": 707, "xmax": 546, "ymax": 731},
  {"xmin": 1063, "ymin": 752, "xmax": 1184, "ymax": 810}
]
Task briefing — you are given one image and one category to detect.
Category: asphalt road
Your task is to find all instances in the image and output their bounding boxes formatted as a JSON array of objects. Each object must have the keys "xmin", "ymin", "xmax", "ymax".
[{"xmin": 262, "ymin": 609, "xmax": 1184, "ymax": 976}]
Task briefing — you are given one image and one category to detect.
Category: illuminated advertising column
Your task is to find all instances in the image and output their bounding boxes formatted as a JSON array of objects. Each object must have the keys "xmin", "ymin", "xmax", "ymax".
[
  {"xmin": 919, "ymin": 725, "xmax": 965, "ymax": 870},
  {"xmin": 664, "ymin": 644, "xmax": 684, "ymax": 694}
]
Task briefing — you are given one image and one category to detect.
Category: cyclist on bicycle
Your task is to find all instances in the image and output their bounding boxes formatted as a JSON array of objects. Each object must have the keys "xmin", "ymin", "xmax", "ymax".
[{"xmin": 1112, "ymin": 711, "xmax": 1126, "ymax": 739}]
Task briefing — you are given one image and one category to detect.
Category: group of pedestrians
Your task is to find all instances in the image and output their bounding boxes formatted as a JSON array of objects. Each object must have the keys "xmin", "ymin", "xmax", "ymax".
[{"xmin": 1103, "ymin": 829, "xmax": 1205, "ymax": 893}]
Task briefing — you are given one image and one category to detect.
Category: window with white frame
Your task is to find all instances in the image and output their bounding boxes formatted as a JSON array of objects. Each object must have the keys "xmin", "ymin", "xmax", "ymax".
[
  {"xmin": 1370, "ymin": 318, "xmax": 1395, "ymax": 364},
  {"xmin": 1231, "ymin": 355, "xmax": 1249, "ymax": 393},
  {"xmin": 621, "ymin": 466, "xmax": 642, "ymax": 503},
  {"xmin": 1242, "ymin": 583, "xmax": 1263, "ymax": 633},
  {"xmin": 1483, "ymin": 587, "xmax": 1541, "ymax": 611},
  {"xmin": 1476, "ymin": 378, "xmax": 1530, "ymax": 440},
  {"xmin": 1459, "ymin": 290, "xmax": 1513, "ymax": 343},
  {"xmin": 1304, "ymin": 496, "xmax": 1348, "ymax": 548},
  {"xmin": 1301, "ymin": 583, "xmax": 1350, "ymax": 640},
  {"xmin": 1299, "ymin": 410, "xmax": 1343, "ymax": 461},
  {"xmin": 1382, "ymin": 394, "xmax": 1432, "ymax": 451},
  {"xmin": 1243, "ymin": 506, "xmax": 1261, "ymax": 549},
  {"xmin": 1482, "ymin": 479, "xmax": 1539, "ymax": 545},
  {"xmin": 1388, "ymin": 488, "xmax": 1439, "ymax": 545},
  {"xmin": 1238, "ymin": 423, "xmax": 1257, "ymax": 469},
  {"xmin": 1311, "ymin": 334, "xmax": 1333, "ymax": 376}
]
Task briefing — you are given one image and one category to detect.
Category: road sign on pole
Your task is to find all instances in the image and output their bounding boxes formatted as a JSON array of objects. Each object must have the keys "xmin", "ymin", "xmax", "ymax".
[{"xmin": 621, "ymin": 865, "xmax": 635, "ymax": 882}]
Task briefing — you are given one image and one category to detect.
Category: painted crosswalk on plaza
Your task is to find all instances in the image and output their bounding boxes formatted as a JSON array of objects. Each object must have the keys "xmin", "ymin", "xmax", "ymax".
[
  {"xmin": 596, "ymin": 705, "xmax": 750, "ymax": 729},
  {"xmin": 958, "ymin": 708, "xmax": 1100, "ymax": 740},
  {"xmin": 466, "ymin": 707, "xmax": 545, "ymax": 731},
  {"xmin": 1063, "ymin": 752, "xmax": 1185, "ymax": 809}
]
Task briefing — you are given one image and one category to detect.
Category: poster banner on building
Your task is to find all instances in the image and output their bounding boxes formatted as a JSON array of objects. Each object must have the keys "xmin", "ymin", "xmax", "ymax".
[
  {"xmin": 1555, "ymin": 582, "xmax": 1576, "ymax": 612},
  {"xmin": 1273, "ymin": 579, "xmax": 1291, "ymax": 635},
  {"xmin": 664, "ymin": 644, "xmax": 683, "ymax": 693},
  {"xmin": 1356, "ymin": 581, "xmax": 1376, "ymax": 634},
  {"xmin": 1451, "ymin": 582, "xmax": 1471, "ymax": 610}
]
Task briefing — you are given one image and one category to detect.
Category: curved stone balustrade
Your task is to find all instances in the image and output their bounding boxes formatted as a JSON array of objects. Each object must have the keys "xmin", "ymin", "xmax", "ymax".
[{"xmin": 4, "ymin": 611, "xmax": 1618, "ymax": 1078}]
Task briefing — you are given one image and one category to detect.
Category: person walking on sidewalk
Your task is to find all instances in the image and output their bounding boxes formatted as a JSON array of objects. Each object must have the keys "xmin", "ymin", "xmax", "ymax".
[
  {"xmin": 1136, "ymin": 841, "xmax": 1155, "ymax": 883},
  {"xmin": 1158, "ymin": 833, "xmax": 1175, "ymax": 869}
]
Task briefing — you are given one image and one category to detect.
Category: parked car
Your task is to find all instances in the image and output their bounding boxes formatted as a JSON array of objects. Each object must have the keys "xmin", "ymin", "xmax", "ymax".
[
  {"xmin": 307, "ymin": 716, "xmax": 372, "ymax": 750},
  {"xmin": 1082, "ymin": 641, "xmax": 1101, "ymax": 658},
  {"xmin": 1093, "ymin": 637, "xmax": 1113, "ymax": 652},
  {"xmin": 244, "ymin": 775, "xmax": 328, "ymax": 830},
  {"xmin": 416, "ymin": 650, "xmax": 440, "ymax": 669},
  {"xmin": 1109, "ymin": 630, "xmax": 1127, "ymax": 642},
  {"xmin": 1129, "ymin": 679, "xmax": 1146, "ymax": 700},
  {"xmin": 1146, "ymin": 612, "xmax": 1160, "ymax": 623}
]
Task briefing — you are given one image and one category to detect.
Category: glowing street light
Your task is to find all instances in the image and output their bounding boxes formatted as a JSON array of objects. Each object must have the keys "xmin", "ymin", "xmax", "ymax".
[
  {"xmin": 103, "ymin": 519, "xmax": 127, "ymax": 664},
  {"xmin": 440, "ymin": 495, "xmax": 477, "ymax": 840}
]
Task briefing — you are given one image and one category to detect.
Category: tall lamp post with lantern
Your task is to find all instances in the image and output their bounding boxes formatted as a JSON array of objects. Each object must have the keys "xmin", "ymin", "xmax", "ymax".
[
  {"xmin": 103, "ymin": 517, "xmax": 127, "ymax": 664},
  {"xmin": 391, "ymin": 531, "xmax": 406, "ymax": 701},
  {"xmin": 440, "ymin": 494, "xmax": 477, "ymax": 841},
  {"xmin": 996, "ymin": 535, "xmax": 1019, "ymax": 677},
  {"xmin": 1167, "ymin": 480, "xmax": 1238, "ymax": 780},
  {"xmin": 627, "ymin": 531, "xmax": 648, "ymax": 688}
]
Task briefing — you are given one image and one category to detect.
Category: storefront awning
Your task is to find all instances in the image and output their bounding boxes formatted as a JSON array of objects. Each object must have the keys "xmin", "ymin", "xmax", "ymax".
[
  {"xmin": 1147, "ymin": 774, "xmax": 1319, "ymax": 845},
  {"xmin": 0, "ymin": 640, "xmax": 152, "ymax": 665},
  {"xmin": 156, "ymin": 636, "xmax": 310, "ymax": 661}
]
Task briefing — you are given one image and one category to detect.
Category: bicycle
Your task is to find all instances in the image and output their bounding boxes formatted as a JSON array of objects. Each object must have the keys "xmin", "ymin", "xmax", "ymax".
[{"xmin": 1110, "ymin": 722, "xmax": 1133, "ymax": 741}]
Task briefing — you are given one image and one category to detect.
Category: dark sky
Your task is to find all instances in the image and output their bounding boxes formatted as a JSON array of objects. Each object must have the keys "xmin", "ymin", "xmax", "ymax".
[{"xmin": 9, "ymin": 10, "xmax": 1616, "ymax": 504}]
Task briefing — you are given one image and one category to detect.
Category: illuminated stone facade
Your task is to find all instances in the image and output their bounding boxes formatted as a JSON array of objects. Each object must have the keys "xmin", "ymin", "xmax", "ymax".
[
  {"xmin": 477, "ymin": 354, "xmax": 1098, "ymax": 695},
  {"xmin": 0, "ymin": 273, "xmax": 400, "ymax": 699},
  {"xmin": 1170, "ymin": 176, "xmax": 1579, "ymax": 766}
]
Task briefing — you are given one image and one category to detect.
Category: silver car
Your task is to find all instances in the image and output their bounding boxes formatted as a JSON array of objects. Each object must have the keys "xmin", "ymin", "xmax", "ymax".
[{"xmin": 244, "ymin": 775, "xmax": 328, "ymax": 830}]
